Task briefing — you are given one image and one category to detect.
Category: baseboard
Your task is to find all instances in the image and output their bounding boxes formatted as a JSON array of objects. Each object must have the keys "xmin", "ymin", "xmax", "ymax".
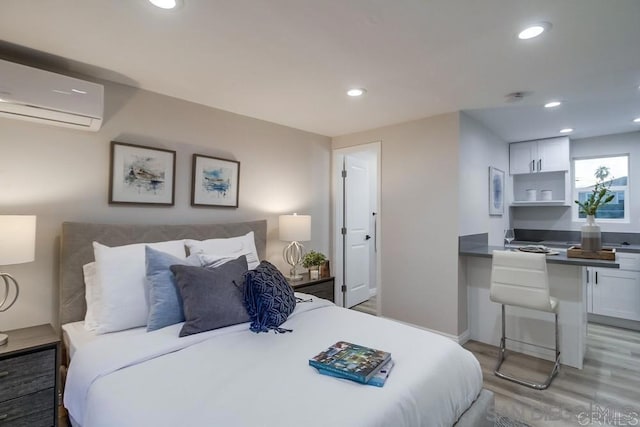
[
  {"xmin": 588, "ymin": 313, "xmax": 640, "ymax": 331},
  {"xmin": 382, "ymin": 316, "xmax": 469, "ymax": 344},
  {"xmin": 457, "ymin": 329, "xmax": 471, "ymax": 345}
]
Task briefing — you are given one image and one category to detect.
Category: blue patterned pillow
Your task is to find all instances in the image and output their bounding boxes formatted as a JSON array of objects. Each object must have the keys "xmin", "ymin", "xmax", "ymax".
[{"xmin": 244, "ymin": 261, "xmax": 296, "ymax": 333}]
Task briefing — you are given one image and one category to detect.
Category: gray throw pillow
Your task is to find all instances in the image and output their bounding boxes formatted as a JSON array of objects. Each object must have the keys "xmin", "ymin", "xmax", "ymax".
[{"xmin": 170, "ymin": 256, "xmax": 249, "ymax": 337}]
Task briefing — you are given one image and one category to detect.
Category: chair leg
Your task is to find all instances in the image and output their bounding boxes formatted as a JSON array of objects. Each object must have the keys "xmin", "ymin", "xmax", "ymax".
[
  {"xmin": 494, "ymin": 305, "xmax": 561, "ymax": 390},
  {"xmin": 494, "ymin": 305, "xmax": 507, "ymax": 372}
]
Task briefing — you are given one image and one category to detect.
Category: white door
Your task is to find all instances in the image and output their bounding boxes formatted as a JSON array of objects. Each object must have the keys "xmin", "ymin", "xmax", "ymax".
[
  {"xmin": 592, "ymin": 268, "xmax": 640, "ymax": 321},
  {"xmin": 509, "ymin": 141, "xmax": 536, "ymax": 174},
  {"xmin": 537, "ymin": 137, "xmax": 570, "ymax": 172},
  {"xmin": 343, "ymin": 155, "xmax": 371, "ymax": 308}
]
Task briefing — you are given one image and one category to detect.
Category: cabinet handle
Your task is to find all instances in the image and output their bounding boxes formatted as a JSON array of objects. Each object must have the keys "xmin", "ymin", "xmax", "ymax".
[
  {"xmin": 0, "ymin": 414, "xmax": 7, "ymax": 420},
  {"xmin": 0, "ymin": 371, "xmax": 9, "ymax": 378},
  {"xmin": 595, "ymin": 271, "xmax": 598, "ymax": 285},
  {"xmin": 586, "ymin": 269, "xmax": 589, "ymax": 283},
  {"xmin": 531, "ymin": 160, "xmax": 535, "ymax": 172},
  {"xmin": 538, "ymin": 159, "xmax": 542, "ymax": 171}
]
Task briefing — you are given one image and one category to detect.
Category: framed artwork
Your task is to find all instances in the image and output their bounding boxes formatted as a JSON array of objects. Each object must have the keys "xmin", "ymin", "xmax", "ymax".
[
  {"xmin": 489, "ymin": 166, "xmax": 504, "ymax": 216},
  {"xmin": 109, "ymin": 141, "xmax": 176, "ymax": 206},
  {"xmin": 191, "ymin": 154, "xmax": 240, "ymax": 207}
]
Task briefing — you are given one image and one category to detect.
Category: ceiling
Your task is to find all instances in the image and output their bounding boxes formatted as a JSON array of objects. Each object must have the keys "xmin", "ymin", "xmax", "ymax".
[{"xmin": 1, "ymin": 0, "xmax": 639, "ymax": 139}]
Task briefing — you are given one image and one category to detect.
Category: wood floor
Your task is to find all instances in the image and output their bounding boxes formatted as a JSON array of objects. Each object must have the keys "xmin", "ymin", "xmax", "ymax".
[
  {"xmin": 465, "ymin": 323, "xmax": 640, "ymax": 426},
  {"xmin": 351, "ymin": 295, "xmax": 377, "ymax": 315}
]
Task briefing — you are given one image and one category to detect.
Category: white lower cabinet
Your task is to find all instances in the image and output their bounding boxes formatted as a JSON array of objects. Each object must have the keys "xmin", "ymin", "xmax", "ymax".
[{"xmin": 585, "ymin": 257, "xmax": 640, "ymax": 322}]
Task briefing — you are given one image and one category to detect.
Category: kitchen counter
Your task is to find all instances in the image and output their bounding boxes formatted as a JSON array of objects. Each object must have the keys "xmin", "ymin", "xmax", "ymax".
[
  {"xmin": 459, "ymin": 232, "xmax": 639, "ymax": 369},
  {"xmin": 513, "ymin": 239, "xmax": 640, "ymax": 254},
  {"xmin": 459, "ymin": 244, "xmax": 620, "ymax": 268},
  {"xmin": 458, "ymin": 234, "xmax": 622, "ymax": 369}
]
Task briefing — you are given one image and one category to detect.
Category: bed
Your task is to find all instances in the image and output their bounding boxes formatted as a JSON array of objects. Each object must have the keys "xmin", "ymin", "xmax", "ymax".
[{"xmin": 59, "ymin": 220, "xmax": 494, "ymax": 427}]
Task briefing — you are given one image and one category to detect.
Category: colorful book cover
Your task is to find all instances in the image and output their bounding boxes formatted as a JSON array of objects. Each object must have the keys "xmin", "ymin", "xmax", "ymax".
[
  {"xmin": 317, "ymin": 359, "xmax": 395, "ymax": 387},
  {"xmin": 309, "ymin": 341, "xmax": 391, "ymax": 384}
]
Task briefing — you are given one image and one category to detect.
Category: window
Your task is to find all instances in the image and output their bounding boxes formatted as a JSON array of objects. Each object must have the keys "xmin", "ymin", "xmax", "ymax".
[{"xmin": 573, "ymin": 155, "xmax": 629, "ymax": 221}]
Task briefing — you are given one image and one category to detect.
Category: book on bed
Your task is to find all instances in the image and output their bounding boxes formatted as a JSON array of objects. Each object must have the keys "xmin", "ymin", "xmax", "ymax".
[
  {"xmin": 309, "ymin": 341, "xmax": 391, "ymax": 384},
  {"xmin": 317, "ymin": 359, "xmax": 395, "ymax": 387}
]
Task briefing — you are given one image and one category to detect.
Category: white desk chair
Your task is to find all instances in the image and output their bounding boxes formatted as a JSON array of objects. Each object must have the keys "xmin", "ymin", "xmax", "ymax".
[{"xmin": 490, "ymin": 250, "xmax": 560, "ymax": 390}]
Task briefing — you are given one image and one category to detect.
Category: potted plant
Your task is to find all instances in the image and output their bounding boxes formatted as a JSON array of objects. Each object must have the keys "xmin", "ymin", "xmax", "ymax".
[
  {"xmin": 574, "ymin": 166, "xmax": 615, "ymax": 252},
  {"xmin": 302, "ymin": 250, "xmax": 327, "ymax": 280}
]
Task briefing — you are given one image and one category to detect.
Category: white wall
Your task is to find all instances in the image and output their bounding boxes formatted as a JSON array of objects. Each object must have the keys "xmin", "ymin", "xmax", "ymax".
[
  {"xmin": 0, "ymin": 79, "xmax": 331, "ymax": 331},
  {"xmin": 333, "ymin": 113, "xmax": 461, "ymax": 336},
  {"xmin": 457, "ymin": 112, "xmax": 509, "ymax": 335},
  {"xmin": 512, "ymin": 131, "xmax": 640, "ymax": 233},
  {"xmin": 458, "ymin": 112, "xmax": 510, "ymax": 245}
]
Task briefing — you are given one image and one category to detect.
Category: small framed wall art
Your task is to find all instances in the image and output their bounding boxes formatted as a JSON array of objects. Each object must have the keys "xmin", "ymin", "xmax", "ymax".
[
  {"xmin": 109, "ymin": 141, "xmax": 176, "ymax": 206},
  {"xmin": 191, "ymin": 154, "xmax": 240, "ymax": 207},
  {"xmin": 489, "ymin": 166, "xmax": 505, "ymax": 216}
]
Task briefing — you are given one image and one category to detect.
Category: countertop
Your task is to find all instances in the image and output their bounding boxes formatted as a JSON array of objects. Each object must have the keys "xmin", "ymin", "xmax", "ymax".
[
  {"xmin": 513, "ymin": 240, "xmax": 640, "ymax": 254},
  {"xmin": 460, "ymin": 244, "xmax": 620, "ymax": 268}
]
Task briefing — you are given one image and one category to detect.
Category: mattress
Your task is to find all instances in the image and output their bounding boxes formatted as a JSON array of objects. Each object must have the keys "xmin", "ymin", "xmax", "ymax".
[
  {"xmin": 62, "ymin": 321, "xmax": 146, "ymax": 361},
  {"xmin": 64, "ymin": 298, "xmax": 483, "ymax": 427}
]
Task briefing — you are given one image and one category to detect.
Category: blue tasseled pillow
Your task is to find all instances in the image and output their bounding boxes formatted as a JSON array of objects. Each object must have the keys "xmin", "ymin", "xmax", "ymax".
[{"xmin": 244, "ymin": 261, "xmax": 296, "ymax": 333}]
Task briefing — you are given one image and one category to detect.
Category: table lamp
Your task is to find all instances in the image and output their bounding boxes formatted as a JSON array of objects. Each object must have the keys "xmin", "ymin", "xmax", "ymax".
[
  {"xmin": 0, "ymin": 215, "xmax": 36, "ymax": 345},
  {"xmin": 279, "ymin": 213, "xmax": 310, "ymax": 280}
]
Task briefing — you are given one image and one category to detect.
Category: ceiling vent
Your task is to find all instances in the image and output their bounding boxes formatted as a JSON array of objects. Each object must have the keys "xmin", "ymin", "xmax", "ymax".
[
  {"xmin": 505, "ymin": 91, "xmax": 531, "ymax": 103},
  {"xmin": 0, "ymin": 59, "xmax": 104, "ymax": 131}
]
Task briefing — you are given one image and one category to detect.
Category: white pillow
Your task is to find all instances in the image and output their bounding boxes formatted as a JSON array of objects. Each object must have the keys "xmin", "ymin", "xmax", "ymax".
[
  {"xmin": 92, "ymin": 240, "xmax": 186, "ymax": 334},
  {"xmin": 197, "ymin": 253, "xmax": 244, "ymax": 269},
  {"xmin": 186, "ymin": 231, "xmax": 260, "ymax": 269},
  {"xmin": 83, "ymin": 262, "xmax": 99, "ymax": 331}
]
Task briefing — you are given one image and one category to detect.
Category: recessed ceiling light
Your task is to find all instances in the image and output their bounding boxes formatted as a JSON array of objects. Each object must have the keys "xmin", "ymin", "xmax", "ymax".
[
  {"xmin": 633, "ymin": 117, "xmax": 640, "ymax": 123},
  {"xmin": 559, "ymin": 128, "xmax": 573, "ymax": 134},
  {"xmin": 149, "ymin": 0, "xmax": 178, "ymax": 9},
  {"xmin": 347, "ymin": 88, "xmax": 366, "ymax": 97},
  {"xmin": 518, "ymin": 22, "xmax": 551, "ymax": 40},
  {"xmin": 544, "ymin": 101, "xmax": 562, "ymax": 108}
]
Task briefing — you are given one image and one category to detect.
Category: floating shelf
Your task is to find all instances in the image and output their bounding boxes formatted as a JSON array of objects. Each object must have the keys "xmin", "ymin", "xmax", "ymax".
[{"xmin": 511, "ymin": 200, "xmax": 571, "ymax": 207}]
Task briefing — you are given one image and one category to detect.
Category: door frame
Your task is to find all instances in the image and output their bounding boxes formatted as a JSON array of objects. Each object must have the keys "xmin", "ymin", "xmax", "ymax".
[{"xmin": 332, "ymin": 141, "xmax": 381, "ymax": 311}]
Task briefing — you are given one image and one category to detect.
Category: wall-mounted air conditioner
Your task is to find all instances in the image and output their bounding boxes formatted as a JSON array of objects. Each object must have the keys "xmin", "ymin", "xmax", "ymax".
[{"xmin": 0, "ymin": 59, "xmax": 104, "ymax": 131}]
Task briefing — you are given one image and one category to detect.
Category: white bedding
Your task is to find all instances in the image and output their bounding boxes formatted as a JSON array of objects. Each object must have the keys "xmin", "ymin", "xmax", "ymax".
[
  {"xmin": 62, "ymin": 321, "xmax": 146, "ymax": 361},
  {"xmin": 65, "ymin": 296, "xmax": 482, "ymax": 427}
]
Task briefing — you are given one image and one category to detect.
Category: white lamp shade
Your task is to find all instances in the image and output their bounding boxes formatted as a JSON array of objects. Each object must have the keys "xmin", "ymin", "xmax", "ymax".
[
  {"xmin": 0, "ymin": 215, "xmax": 36, "ymax": 265},
  {"xmin": 279, "ymin": 214, "xmax": 311, "ymax": 242}
]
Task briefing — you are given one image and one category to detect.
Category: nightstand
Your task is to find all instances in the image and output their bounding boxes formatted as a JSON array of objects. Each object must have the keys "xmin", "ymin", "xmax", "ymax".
[
  {"xmin": 0, "ymin": 324, "xmax": 60, "ymax": 427},
  {"xmin": 289, "ymin": 274, "xmax": 335, "ymax": 302}
]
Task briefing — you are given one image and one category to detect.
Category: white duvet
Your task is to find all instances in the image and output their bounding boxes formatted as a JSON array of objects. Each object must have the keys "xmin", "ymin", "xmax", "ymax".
[{"xmin": 65, "ymin": 297, "xmax": 482, "ymax": 427}]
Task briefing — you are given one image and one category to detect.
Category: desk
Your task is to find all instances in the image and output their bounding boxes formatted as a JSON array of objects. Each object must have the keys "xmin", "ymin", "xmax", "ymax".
[{"xmin": 461, "ymin": 246, "xmax": 618, "ymax": 369}]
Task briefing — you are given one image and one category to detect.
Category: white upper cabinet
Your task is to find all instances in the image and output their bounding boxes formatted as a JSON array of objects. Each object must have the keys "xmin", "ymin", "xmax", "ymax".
[
  {"xmin": 536, "ymin": 138, "xmax": 570, "ymax": 172},
  {"xmin": 509, "ymin": 136, "xmax": 570, "ymax": 175},
  {"xmin": 509, "ymin": 141, "xmax": 537, "ymax": 174}
]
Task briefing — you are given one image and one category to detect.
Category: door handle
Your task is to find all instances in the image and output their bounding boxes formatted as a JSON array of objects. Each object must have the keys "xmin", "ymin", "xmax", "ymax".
[{"xmin": 365, "ymin": 235, "xmax": 372, "ymax": 240}]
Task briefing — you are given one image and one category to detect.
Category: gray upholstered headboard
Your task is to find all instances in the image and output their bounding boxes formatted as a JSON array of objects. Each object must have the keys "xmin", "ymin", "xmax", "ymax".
[{"xmin": 59, "ymin": 220, "xmax": 267, "ymax": 325}]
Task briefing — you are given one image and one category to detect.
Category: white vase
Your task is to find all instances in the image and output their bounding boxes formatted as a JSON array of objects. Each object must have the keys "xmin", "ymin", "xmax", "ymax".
[{"xmin": 581, "ymin": 215, "xmax": 602, "ymax": 252}]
